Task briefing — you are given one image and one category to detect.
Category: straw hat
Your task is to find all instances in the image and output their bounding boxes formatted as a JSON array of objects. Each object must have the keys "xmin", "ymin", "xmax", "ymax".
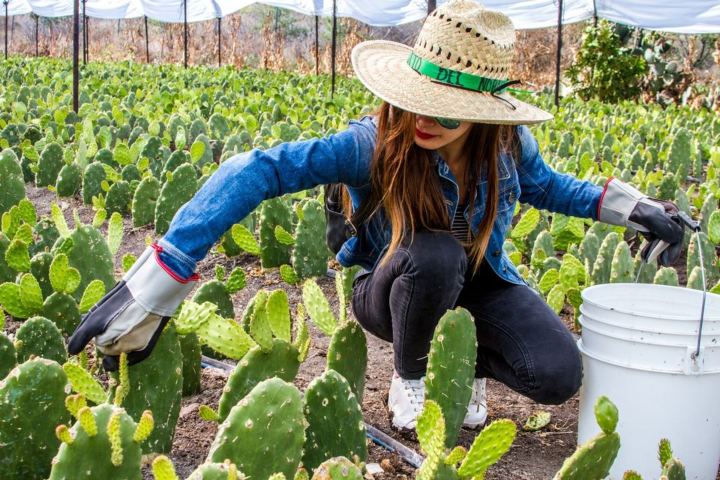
[{"xmin": 351, "ymin": 0, "xmax": 553, "ymax": 125}]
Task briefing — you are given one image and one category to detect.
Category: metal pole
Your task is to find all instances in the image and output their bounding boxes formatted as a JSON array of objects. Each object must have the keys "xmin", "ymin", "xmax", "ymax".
[
  {"xmin": 3, "ymin": 0, "xmax": 8, "ymax": 60},
  {"xmin": 592, "ymin": 0, "xmax": 598, "ymax": 27},
  {"xmin": 73, "ymin": 0, "xmax": 80, "ymax": 113},
  {"xmin": 82, "ymin": 0, "xmax": 86, "ymax": 63},
  {"xmin": 217, "ymin": 17, "xmax": 221, "ymax": 67},
  {"xmin": 427, "ymin": 0, "xmax": 436, "ymax": 14},
  {"xmin": 331, "ymin": 0, "xmax": 337, "ymax": 98},
  {"xmin": 554, "ymin": 0, "xmax": 563, "ymax": 107},
  {"xmin": 35, "ymin": 14, "xmax": 39, "ymax": 57},
  {"xmin": 144, "ymin": 16, "xmax": 149, "ymax": 63},
  {"xmin": 314, "ymin": 15, "xmax": 319, "ymax": 76},
  {"xmin": 183, "ymin": 0, "xmax": 188, "ymax": 68}
]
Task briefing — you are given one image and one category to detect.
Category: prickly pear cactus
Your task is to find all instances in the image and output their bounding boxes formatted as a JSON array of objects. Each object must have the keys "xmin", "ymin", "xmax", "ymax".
[
  {"xmin": 456, "ymin": 419, "xmax": 517, "ymax": 478},
  {"xmin": 292, "ymin": 199, "xmax": 331, "ymax": 280},
  {"xmin": 208, "ymin": 378, "xmax": 305, "ymax": 480},
  {"xmin": 36, "ymin": 142, "xmax": 65, "ymax": 187},
  {"xmin": 218, "ymin": 339, "xmax": 300, "ymax": 421},
  {"xmin": 110, "ymin": 323, "xmax": 183, "ymax": 454},
  {"xmin": 192, "ymin": 280, "xmax": 235, "ymax": 318},
  {"xmin": 31, "ymin": 217, "xmax": 60, "ymax": 257},
  {"xmin": 0, "ymin": 148, "xmax": 25, "ymax": 216},
  {"xmin": 687, "ymin": 232, "xmax": 719, "ymax": 285},
  {"xmin": 179, "ymin": 332, "xmax": 202, "ymax": 396},
  {"xmin": 259, "ymin": 197, "xmax": 293, "ymax": 269},
  {"xmin": 633, "ymin": 252, "xmax": 657, "ymax": 284},
  {"xmin": 131, "ymin": 176, "xmax": 161, "ymax": 228},
  {"xmin": 553, "ymin": 396, "xmax": 621, "ymax": 480},
  {"xmin": 609, "ymin": 241, "xmax": 634, "ymax": 283},
  {"xmin": 15, "ymin": 315, "xmax": 67, "ymax": 364},
  {"xmin": 56, "ymin": 163, "xmax": 82, "ymax": 197},
  {"xmin": 425, "ymin": 308, "xmax": 477, "ymax": 448},
  {"xmin": 106, "ymin": 180, "xmax": 132, "ymax": 215},
  {"xmin": 48, "ymin": 403, "xmax": 151, "ymax": 480},
  {"xmin": 303, "ymin": 369, "xmax": 367, "ymax": 472},
  {"xmin": 327, "ymin": 320, "xmax": 367, "ymax": 403},
  {"xmin": 654, "ymin": 267, "xmax": 679, "ymax": 286},
  {"xmin": 311, "ymin": 457, "xmax": 364, "ymax": 480},
  {"xmin": 578, "ymin": 232, "xmax": 600, "ymax": 273},
  {"xmin": 82, "ymin": 162, "xmax": 107, "ymax": 205},
  {"xmin": 667, "ymin": 128, "xmax": 691, "ymax": 180},
  {"xmin": 592, "ymin": 232, "xmax": 620, "ymax": 285},
  {"xmin": 0, "ymin": 358, "xmax": 70, "ymax": 479},
  {"xmin": 661, "ymin": 458, "xmax": 686, "ymax": 480},
  {"xmin": 30, "ymin": 251, "xmax": 54, "ymax": 297},
  {"xmin": 155, "ymin": 163, "xmax": 198, "ymax": 235},
  {"xmin": 188, "ymin": 460, "xmax": 244, "ymax": 480},
  {"xmin": 42, "ymin": 291, "xmax": 82, "ymax": 335},
  {"xmin": 0, "ymin": 333, "xmax": 16, "ymax": 379},
  {"xmin": 62, "ymin": 223, "xmax": 116, "ymax": 301}
]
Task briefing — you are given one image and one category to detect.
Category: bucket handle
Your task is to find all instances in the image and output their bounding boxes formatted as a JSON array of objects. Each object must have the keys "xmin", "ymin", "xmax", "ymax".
[{"xmin": 635, "ymin": 212, "xmax": 709, "ymax": 361}]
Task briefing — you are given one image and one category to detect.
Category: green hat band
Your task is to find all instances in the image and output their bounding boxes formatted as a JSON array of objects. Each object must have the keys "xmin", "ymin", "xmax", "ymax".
[{"xmin": 407, "ymin": 51, "xmax": 510, "ymax": 93}]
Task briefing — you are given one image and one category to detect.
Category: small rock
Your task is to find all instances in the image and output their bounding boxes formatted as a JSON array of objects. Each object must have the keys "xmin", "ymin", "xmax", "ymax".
[{"xmin": 366, "ymin": 463, "xmax": 384, "ymax": 475}]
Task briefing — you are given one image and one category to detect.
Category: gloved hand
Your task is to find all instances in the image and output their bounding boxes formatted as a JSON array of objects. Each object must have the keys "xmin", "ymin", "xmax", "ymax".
[
  {"xmin": 68, "ymin": 244, "xmax": 198, "ymax": 371},
  {"xmin": 597, "ymin": 178, "xmax": 684, "ymax": 266}
]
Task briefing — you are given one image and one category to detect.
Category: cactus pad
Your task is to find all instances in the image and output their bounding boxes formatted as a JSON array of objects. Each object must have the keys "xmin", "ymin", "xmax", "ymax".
[
  {"xmin": 327, "ymin": 320, "xmax": 367, "ymax": 403},
  {"xmin": 217, "ymin": 339, "xmax": 300, "ymax": 421},
  {"xmin": 303, "ymin": 369, "xmax": 367, "ymax": 472},
  {"xmin": 208, "ymin": 378, "xmax": 305, "ymax": 479},
  {"xmin": 15, "ymin": 315, "xmax": 67, "ymax": 364},
  {"xmin": 311, "ymin": 457, "xmax": 364, "ymax": 480},
  {"xmin": 425, "ymin": 308, "xmax": 477, "ymax": 448}
]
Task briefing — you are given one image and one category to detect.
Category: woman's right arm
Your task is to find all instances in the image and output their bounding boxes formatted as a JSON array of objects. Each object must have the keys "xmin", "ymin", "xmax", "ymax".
[{"xmin": 159, "ymin": 117, "xmax": 377, "ymax": 277}]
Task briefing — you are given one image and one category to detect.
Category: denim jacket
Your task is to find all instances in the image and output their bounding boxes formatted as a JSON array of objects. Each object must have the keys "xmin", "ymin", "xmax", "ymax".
[{"xmin": 159, "ymin": 115, "xmax": 602, "ymax": 286}]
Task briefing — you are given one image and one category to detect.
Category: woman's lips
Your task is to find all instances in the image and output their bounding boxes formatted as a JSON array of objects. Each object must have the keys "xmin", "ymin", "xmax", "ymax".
[{"xmin": 415, "ymin": 128, "xmax": 437, "ymax": 140}]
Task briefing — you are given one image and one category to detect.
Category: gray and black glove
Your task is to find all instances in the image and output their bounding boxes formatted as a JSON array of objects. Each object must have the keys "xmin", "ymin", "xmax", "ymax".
[
  {"xmin": 68, "ymin": 244, "xmax": 198, "ymax": 371},
  {"xmin": 597, "ymin": 178, "xmax": 684, "ymax": 266}
]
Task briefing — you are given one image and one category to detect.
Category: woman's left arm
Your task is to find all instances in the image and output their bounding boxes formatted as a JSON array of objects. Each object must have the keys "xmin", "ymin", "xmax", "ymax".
[{"xmin": 515, "ymin": 125, "xmax": 603, "ymax": 220}]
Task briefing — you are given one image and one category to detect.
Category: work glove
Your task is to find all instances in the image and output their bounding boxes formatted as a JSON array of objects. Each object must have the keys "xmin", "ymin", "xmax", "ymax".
[
  {"xmin": 597, "ymin": 178, "xmax": 684, "ymax": 266},
  {"xmin": 68, "ymin": 244, "xmax": 198, "ymax": 371}
]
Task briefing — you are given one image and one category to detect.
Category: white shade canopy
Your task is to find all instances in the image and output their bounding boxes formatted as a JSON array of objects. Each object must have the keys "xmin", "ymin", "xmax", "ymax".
[{"xmin": 1, "ymin": 0, "xmax": 719, "ymax": 33}]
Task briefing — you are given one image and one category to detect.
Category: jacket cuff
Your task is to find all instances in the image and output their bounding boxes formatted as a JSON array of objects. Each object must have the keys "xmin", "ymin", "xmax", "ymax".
[{"xmin": 156, "ymin": 239, "xmax": 198, "ymax": 280}]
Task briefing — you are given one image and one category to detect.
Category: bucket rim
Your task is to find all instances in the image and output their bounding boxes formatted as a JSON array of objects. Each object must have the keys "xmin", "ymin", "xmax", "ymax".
[
  {"xmin": 581, "ymin": 284, "xmax": 720, "ymax": 322},
  {"xmin": 579, "ymin": 317, "xmax": 720, "ymax": 347}
]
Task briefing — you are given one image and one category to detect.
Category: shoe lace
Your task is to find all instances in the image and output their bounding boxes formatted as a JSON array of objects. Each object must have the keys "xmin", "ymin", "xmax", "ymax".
[{"xmin": 402, "ymin": 378, "xmax": 425, "ymax": 408}]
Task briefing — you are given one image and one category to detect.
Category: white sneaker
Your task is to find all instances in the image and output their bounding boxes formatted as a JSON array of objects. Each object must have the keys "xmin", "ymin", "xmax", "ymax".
[
  {"xmin": 463, "ymin": 378, "xmax": 488, "ymax": 428},
  {"xmin": 388, "ymin": 371, "xmax": 425, "ymax": 430}
]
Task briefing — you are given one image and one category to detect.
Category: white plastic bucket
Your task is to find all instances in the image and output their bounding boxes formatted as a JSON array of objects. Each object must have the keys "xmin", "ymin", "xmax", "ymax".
[{"xmin": 577, "ymin": 283, "xmax": 720, "ymax": 479}]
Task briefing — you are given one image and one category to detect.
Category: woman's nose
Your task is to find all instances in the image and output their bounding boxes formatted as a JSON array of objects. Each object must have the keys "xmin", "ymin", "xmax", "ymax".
[{"xmin": 416, "ymin": 115, "xmax": 436, "ymax": 128}]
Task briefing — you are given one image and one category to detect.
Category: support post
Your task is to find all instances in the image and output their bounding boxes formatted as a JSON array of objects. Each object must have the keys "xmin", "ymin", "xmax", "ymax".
[
  {"xmin": 217, "ymin": 17, "xmax": 221, "ymax": 67},
  {"xmin": 82, "ymin": 0, "xmax": 87, "ymax": 63},
  {"xmin": 73, "ymin": 0, "xmax": 80, "ymax": 113},
  {"xmin": 183, "ymin": 0, "xmax": 188, "ymax": 68},
  {"xmin": 592, "ymin": 0, "xmax": 598, "ymax": 27},
  {"xmin": 314, "ymin": 15, "xmax": 319, "ymax": 76},
  {"xmin": 3, "ymin": 0, "xmax": 8, "ymax": 60},
  {"xmin": 554, "ymin": 0, "xmax": 563, "ymax": 107},
  {"xmin": 35, "ymin": 14, "xmax": 39, "ymax": 57},
  {"xmin": 144, "ymin": 16, "xmax": 149, "ymax": 63},
  {"xmin": 331, "ymin": 0, "xmax": 337, "ymax": 98},
  {"xmin": 427, "ymin": 0, "xmax": 436, "ymax": 14}
]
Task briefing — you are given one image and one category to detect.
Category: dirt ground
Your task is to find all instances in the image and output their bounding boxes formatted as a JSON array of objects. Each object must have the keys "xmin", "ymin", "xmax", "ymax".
[{"xmin": 22, "ymin": 185, "xmax": 586, "ymax": 479}]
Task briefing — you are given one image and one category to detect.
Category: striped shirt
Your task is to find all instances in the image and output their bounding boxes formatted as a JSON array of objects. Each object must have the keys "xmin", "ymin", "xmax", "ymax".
[{"xmin": 451, "ymin": 203, "xmax": 472, "ymax": 245}]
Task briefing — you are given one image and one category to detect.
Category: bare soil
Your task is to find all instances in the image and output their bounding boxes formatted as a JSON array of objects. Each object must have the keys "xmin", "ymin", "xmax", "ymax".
[{"xmin": 21, "ymin": 185, "xmax": 583, "ymax": 479}]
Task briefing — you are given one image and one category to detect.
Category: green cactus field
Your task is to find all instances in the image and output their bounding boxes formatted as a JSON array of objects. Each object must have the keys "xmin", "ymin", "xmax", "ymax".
[{"xmin": 1, "ymin": 56, "xmax": 719, "ymax": 479}]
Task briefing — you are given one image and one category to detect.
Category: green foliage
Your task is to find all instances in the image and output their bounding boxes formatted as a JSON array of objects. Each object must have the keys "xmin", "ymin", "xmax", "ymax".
[{"xmin": 567, "ymin": 20, "xmax": 647, "ymax": 102}]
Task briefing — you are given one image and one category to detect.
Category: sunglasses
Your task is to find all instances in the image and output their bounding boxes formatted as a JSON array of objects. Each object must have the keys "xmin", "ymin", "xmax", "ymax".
[{"xmin": 433, "ymin": 117, "xmax": 462, "ymax": 130}]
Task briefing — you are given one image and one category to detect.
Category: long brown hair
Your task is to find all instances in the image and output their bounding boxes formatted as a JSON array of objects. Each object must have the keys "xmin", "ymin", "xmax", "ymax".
[{"xmin": 345, "ymin": 102, "xmax": 519, "ymax": 274}]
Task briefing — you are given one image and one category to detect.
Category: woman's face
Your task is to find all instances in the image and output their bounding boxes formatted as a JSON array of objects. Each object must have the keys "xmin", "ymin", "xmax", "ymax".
[{"xmin": 413, "ymin": 114, "xmax": 473, "ymax": 151}]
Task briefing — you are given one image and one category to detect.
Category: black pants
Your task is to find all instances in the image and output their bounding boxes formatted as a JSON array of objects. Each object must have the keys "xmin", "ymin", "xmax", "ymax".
[{"xmin": 352, "ymin": 231, "xmax": 582, "ymax": 405}]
